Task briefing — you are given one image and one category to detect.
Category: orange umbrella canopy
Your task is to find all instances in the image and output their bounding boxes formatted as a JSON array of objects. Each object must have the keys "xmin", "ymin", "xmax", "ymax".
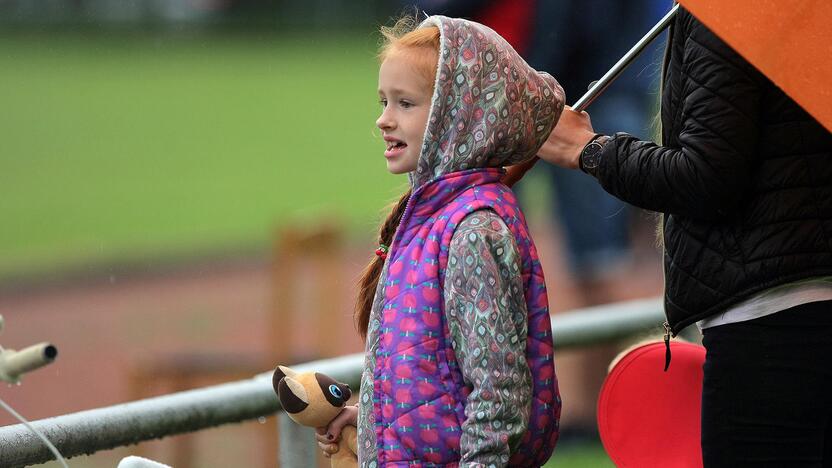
[{"xmin": 677, "ymin": 0, "xmax": 832, "ymax": 132}]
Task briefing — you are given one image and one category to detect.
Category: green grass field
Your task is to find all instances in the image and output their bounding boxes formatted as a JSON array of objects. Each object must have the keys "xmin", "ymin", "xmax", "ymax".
[
  {"xmin": 0, "ymin": 31, "xmax": 411, "ymax": 278},
  {"xmin": 545, "ymin": 441, "xmax": 615, "ymax": 467}
]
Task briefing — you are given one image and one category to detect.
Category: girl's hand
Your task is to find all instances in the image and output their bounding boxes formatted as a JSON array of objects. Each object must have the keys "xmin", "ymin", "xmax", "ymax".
[
  {"xmin": 314, "ymin": 405, "xmax": 358, "ymax": 458},
  {"xmin": 538, "ymin": 106, "xmax": 597, "ymax": 169}
]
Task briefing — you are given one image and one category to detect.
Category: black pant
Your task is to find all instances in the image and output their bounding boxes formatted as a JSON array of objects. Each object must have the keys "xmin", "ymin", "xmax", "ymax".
[{"xmin": 701, "ymin": 300, "xmax": 832, "ymax": 467}]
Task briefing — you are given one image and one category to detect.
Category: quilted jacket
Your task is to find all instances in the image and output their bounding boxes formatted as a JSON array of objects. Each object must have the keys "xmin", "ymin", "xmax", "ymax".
[{"xmin": 595, "ymin": 7, "xmax": 832, "ymax": 333}]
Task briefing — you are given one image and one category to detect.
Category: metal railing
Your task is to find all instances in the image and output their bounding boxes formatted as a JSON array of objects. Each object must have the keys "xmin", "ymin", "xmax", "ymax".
[{"xmin": 0, "ymin": 297, "xmax": 665, "ymax": 467}]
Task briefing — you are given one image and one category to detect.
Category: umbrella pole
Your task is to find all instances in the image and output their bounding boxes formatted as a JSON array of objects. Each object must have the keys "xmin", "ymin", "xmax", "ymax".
[
  {"xmin": 573, "ymin": 4, "xmax": 679, "ymax": 111},
  {"xmin": 503, "ymin": 4, "xmax": 679, "ymax": 187}
]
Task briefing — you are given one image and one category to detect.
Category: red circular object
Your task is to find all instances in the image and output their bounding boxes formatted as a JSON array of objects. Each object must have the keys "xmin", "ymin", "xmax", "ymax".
[{"xmin": 597, "ymin": 341, "xmax": 705, "ymax": 468}]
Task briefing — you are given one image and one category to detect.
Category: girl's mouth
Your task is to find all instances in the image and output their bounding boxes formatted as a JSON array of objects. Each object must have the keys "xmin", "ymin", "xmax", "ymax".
[{"xmin": 385, "ymin": 141, "xmax": 407, "ymax": 159}]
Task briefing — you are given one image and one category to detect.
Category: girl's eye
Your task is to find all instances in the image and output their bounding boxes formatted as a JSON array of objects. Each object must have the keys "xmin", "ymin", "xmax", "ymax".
[
  {"xmin": 400, "ymin": 100, "xmax": 413, "ymax": 108},
  {"xmin": 379, "ymin": 99, "xmax": 387, "ymax": 107},
  {"xmin": 328, "ymin": 384, "xmax": 343, "ymax": 399}
]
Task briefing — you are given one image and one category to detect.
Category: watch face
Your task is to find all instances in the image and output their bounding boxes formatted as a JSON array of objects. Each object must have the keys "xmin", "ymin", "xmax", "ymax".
[{"xmin": 583, "ymin": 142, "xmax": 602, "ymax": 168}]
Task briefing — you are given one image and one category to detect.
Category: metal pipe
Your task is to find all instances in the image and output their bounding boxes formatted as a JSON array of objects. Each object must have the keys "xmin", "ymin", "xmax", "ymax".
[
  {"xmin": 0, "ymin": 343, "xmax": 58, "ymax": 384},
  {"xmin": 0, "ymin": 377, "xmax": 278, "ymax": 468},
  {"xmin": 552, "ymin": 297, "xmax": 664, "ymax": 346},
  {"xmin": 573, "ymin": 4, "xmax": 679, "ymax": 111},
  {"xmin": 278, "ymin": 412, "xmax": 318, "ymax": 466},
  {"xmin": 0, "ymin": 298, "xmax": 665, "ymax": 467}
]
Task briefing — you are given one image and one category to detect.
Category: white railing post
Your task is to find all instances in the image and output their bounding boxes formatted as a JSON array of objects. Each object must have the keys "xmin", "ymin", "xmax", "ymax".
[{"xmin": 278, "ymin": 412, "xmax": 318, "ymax": 467}]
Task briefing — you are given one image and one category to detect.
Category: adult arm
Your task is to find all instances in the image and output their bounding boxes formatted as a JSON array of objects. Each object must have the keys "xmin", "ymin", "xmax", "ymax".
[
  {"xmin": 445, "ymin": 210, "xmax": 532, "ymax": 467},
  {"xmin": 539, "ymin": 9, "xmax": 762, "ymax": 221}
]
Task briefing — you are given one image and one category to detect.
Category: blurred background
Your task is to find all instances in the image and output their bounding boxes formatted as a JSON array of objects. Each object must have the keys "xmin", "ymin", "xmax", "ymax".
[{"xmin": 0, "ymin": 1, "xmax": 669, "ymax": 466}]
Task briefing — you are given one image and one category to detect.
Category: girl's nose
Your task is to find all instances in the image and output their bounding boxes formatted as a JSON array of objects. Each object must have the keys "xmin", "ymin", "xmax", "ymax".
[{"xmin": 376, "ymin": 108, "xmax": 394, "ymax": 131}]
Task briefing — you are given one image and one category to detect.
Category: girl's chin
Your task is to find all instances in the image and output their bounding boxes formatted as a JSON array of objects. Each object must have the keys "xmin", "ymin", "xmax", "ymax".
[{"xmin": 386, "ymin": 159, "xmax": 417, "ymax": 175}]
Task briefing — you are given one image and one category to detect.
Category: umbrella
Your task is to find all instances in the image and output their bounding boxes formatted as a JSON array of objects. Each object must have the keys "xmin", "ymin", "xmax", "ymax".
[{"xmin": 678, "ymin": 0, "xmax": 832, "ymax": 133}]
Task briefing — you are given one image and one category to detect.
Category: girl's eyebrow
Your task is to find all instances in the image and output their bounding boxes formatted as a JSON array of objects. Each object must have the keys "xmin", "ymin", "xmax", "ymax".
[{"xmin": 378, "ymin": 87, "xmax": 414, "ymax": 96}]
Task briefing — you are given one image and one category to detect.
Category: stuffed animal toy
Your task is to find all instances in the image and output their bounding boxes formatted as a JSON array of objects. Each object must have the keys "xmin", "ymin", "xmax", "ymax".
[{"xmin": 272, "ymin": 365, "xmax": 357, "ymax": 468}]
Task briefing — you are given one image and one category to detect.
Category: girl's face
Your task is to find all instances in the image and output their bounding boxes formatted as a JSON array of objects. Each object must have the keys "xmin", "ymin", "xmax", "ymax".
[{"xmin": 376, "ymin": 54, "xmax": 433, "ymax": 175}]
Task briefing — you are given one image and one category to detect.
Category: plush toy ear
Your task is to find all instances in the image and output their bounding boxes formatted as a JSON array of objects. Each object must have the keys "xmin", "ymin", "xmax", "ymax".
[
  {"xmin": 279, "ymin": 365, "xmax": 298, "ymax": 377},
  {"xmin": 278, "ymin": 377, "xmax": 309, "ymax": 414},
  {"xmin": 272, "ymin": 365, "xmax": 297, "ymax": 395}
]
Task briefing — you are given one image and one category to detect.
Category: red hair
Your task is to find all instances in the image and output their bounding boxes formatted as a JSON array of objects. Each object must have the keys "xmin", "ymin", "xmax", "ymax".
[
  {"xmin": 355, "ymin": 20, "xmax": 439, "ymax": 340},
  {"xmin": 379, "ymin": 21, "xmax": 440, "ymax": 91}
]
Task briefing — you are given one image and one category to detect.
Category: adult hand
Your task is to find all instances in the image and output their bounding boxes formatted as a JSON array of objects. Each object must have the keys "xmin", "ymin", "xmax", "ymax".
[
  {"xmin": 314, "ymin": 405, "xmax": 358, "ymax": 458},
  {"xmin": 538, "ymin": 106, "xmax": 597, "ymax": 169}
]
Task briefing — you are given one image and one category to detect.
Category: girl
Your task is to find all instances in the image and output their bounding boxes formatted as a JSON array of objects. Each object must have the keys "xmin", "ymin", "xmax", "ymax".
[{"xmin": 320, "ymin": 15, "xmax": 565, "ymax": 466}]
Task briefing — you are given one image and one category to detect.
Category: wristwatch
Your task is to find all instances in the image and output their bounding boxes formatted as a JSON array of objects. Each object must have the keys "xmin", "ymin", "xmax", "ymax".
[{"xmin": 579, "ymin": 134, "xmax": 610, "ymax": 177}]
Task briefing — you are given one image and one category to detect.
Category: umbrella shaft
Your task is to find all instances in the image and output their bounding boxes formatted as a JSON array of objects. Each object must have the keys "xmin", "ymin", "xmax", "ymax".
[{"xmin": 573, "ymin": 4, "xmax": 679, "ymax": 112}]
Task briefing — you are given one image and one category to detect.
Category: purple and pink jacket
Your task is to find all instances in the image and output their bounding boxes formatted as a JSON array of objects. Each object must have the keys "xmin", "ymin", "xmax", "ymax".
[{"xmin": 358, "ymin": 16, "xmax": 565, "ymax": 467}]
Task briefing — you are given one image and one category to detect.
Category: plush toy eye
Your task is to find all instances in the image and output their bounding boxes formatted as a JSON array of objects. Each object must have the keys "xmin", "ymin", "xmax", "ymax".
[{"xmin": 328, "ymin": 384, "xmax": 343, "ymax": 399}]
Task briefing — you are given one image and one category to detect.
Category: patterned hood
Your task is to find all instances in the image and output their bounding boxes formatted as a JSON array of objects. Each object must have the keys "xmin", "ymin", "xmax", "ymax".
[{"xmin": 410, "ymin": 15, "xmax": 565, "ymax": 189}]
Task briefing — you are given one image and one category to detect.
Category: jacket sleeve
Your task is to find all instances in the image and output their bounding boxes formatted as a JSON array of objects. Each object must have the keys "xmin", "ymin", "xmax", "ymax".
[
  {"xmin": 596, "ymin": 9, "xmax": 762, "ymax": 220},
  {"xmin": 444, "ymin": 210, "xmax": 532, "ymax": 467}
]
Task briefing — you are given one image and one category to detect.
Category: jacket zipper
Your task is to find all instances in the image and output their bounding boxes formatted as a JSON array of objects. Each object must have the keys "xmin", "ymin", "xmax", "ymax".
[
  {"xmin": 663, "ymin": 320, "xmax": 672, "ymax": 371},
  {"xmin": 661, "ymin": 215, "xmax": 673, "ymax": 372},
  {"xmin": 389, "ymin": 190, "xmax": 417, "ymax": 255}
]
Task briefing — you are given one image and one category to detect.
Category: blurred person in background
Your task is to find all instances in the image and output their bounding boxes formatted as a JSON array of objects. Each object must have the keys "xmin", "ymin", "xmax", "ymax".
[
  {"xmin": 525, "ymin": 0, "xmax": 665, "ymax": 300},
  {"xmin": 523, "ymin": 0, "xmax": 665, "ymax": 441},
  {"xmin": 399, "ymin": 0, "xmax": 665, "ymax": 440}
]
